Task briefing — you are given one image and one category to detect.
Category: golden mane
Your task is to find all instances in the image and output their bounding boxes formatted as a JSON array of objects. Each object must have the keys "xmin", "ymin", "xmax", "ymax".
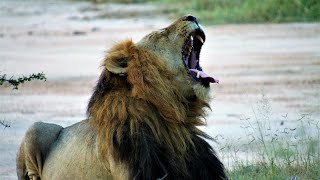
[{"xmin": 87, "ymin": 40, "xmax": 210, "ymax": 177}]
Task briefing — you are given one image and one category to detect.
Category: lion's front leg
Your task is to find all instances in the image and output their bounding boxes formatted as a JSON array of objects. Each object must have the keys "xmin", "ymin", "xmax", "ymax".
[
  {"xmin": 16, "ymin": 122, "xmax": 63, "ymax": 180},
  {"xmin": 24, "ymin": 148, "xmax": 42, "ymax": 180},
  {"xmin": 16, "ymin": 134, "xmax": 42, "ymax": 180}
]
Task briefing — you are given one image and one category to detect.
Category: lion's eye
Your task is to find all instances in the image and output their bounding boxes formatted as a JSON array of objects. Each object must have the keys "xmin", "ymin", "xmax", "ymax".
[
  {"xmin": 159, "ymin": 28, "xmax": 166, "ymax": 33},
  {"xmin": 118, "ymin": 59, "xmax": 127, "ymax": 68}
]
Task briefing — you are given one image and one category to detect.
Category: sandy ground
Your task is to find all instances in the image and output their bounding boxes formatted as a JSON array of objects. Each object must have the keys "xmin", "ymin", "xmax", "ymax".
[{"xmin": 1, "ymin": 0, "xmax": 320, "ymax": 179}]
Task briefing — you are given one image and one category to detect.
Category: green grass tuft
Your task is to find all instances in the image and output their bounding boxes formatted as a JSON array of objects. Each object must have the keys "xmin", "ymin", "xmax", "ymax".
[{"xmin": 176, "ymin": 0, "xmax": 320, "ymax": 24}]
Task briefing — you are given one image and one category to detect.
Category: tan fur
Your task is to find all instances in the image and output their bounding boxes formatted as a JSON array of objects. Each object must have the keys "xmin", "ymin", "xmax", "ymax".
[{"xmin": 16, "ymin": 16, "xmax": 215, "ymax": 180}]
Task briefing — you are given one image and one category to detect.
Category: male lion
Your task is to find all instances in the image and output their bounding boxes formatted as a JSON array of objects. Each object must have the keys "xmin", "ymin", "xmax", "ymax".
[{"xmin": 16, "ymin": 16, "xmax": 226, "ymax": 180}]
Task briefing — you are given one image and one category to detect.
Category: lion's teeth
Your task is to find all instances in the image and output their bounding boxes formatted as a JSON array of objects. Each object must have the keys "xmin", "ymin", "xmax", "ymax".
[
  {"xmin": 196, "ymin": 71, "xmax": 200, "ymax": 78},
  {"xmin": 195, "ymin": 35, "xmax": 204, "ymax": 44},
  {"xmin": 190, "ymin": 36, "xmax": 193, "ymax": 41}
]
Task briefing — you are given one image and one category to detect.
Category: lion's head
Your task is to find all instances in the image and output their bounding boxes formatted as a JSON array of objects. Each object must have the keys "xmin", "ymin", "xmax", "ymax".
[
  {"xmin": 104, "ymin": 15, "xmax": 218, "ymax": 101},
  {"xmin": 87, "ymin": 16, "xmax": 225, "ymax": 179}
]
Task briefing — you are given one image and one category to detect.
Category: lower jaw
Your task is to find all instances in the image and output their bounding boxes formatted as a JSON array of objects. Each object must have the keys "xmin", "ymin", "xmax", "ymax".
[{"xmin": 189, "ymin": 78, "xmax": 208, "ymax": 88}]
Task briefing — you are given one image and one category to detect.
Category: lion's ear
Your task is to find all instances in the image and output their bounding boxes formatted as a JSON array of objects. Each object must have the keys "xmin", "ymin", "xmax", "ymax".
[
  {"xmin": 105, "ymin": 57, "xmax": 128, "ymax": 75},
  {"xmin": 104, "ymin": 40, "xmax": 136, "ymax": 75}
]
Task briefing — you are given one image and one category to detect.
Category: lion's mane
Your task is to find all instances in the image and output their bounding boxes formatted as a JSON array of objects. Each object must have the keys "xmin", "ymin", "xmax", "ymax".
[{"xmin": 87, "ymin": 40, "xmax": 225, "ymax": 179}]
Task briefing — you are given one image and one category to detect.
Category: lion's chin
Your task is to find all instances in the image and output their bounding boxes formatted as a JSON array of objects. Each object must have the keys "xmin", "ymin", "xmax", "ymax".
[{"xmin": 193, "ymin": 83, "xmax": 211, "ymax": 101}]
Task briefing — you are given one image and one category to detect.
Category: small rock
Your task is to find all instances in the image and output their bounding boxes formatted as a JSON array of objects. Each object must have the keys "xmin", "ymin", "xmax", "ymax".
[
  {"xmin": 91, "ymin": 27, "xmax": 100, "ymax": 32},
  {"xmin": 72, "ymin": 31, "xmax": 87, "ymax": 36}
]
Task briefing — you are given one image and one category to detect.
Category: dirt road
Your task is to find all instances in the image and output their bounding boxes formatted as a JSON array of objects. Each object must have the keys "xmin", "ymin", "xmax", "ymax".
[{"xmin": 1, "ymin": 0, "xmax": 319, "ymax": 179}]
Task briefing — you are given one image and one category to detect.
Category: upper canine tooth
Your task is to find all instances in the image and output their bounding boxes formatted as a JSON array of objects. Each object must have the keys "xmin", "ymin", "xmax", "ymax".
[
  {"xmin": 190, "ymin": 36, "xmax": 193, "ymax": 41},
  {"xmin": 196, "ymin": 35, "xmax": 204, "ymax": 44}
]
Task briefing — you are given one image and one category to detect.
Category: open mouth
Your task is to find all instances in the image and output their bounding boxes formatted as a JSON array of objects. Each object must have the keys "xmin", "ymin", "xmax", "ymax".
[{"xmin": 182, "ymin": 28, "xmax": 219, "ymax": 87}]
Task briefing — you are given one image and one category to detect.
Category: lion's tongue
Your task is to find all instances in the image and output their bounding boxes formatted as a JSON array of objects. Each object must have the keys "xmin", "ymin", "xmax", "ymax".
[
  {"xmin": 188, "ymin": 49, "xmax": 219, "ymax": 84},
  {"xmin": 189, "ymin": 69, "xmax": 219, "ymax": 83}
]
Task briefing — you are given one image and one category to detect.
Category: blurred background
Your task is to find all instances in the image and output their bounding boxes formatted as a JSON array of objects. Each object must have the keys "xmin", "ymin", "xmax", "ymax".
[{"xmin": 0, "ymin": 0, "xmax": 320, "ymax": 179}]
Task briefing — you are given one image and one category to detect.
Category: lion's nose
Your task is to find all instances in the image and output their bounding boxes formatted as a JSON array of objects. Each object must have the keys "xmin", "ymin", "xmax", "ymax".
[{"xmin": 184, "ymin": 15, "xmax": 198, "ymax": 23}]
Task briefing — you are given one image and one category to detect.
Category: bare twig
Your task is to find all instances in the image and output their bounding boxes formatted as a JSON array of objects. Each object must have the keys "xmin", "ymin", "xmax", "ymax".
[{"xmin": 0, "ymin": 120, "xmax": 10, "ymax": 128}]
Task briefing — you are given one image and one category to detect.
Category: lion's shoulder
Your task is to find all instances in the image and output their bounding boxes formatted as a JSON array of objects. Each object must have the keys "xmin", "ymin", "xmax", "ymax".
[{"xmin": 23, "ymin": 122, "xmax": 63, "ymax": 156}]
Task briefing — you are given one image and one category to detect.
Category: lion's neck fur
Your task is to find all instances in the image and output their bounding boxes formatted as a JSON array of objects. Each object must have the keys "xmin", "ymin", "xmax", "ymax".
[{"xmin": 87, "ymin": 40, "xmax": 226, "ymax": 179}]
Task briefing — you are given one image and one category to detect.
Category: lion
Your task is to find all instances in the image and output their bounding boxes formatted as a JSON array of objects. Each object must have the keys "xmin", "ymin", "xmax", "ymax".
[{"xmin": 16, "ymin": 15, "xmax": 226, "ymax": 180}]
